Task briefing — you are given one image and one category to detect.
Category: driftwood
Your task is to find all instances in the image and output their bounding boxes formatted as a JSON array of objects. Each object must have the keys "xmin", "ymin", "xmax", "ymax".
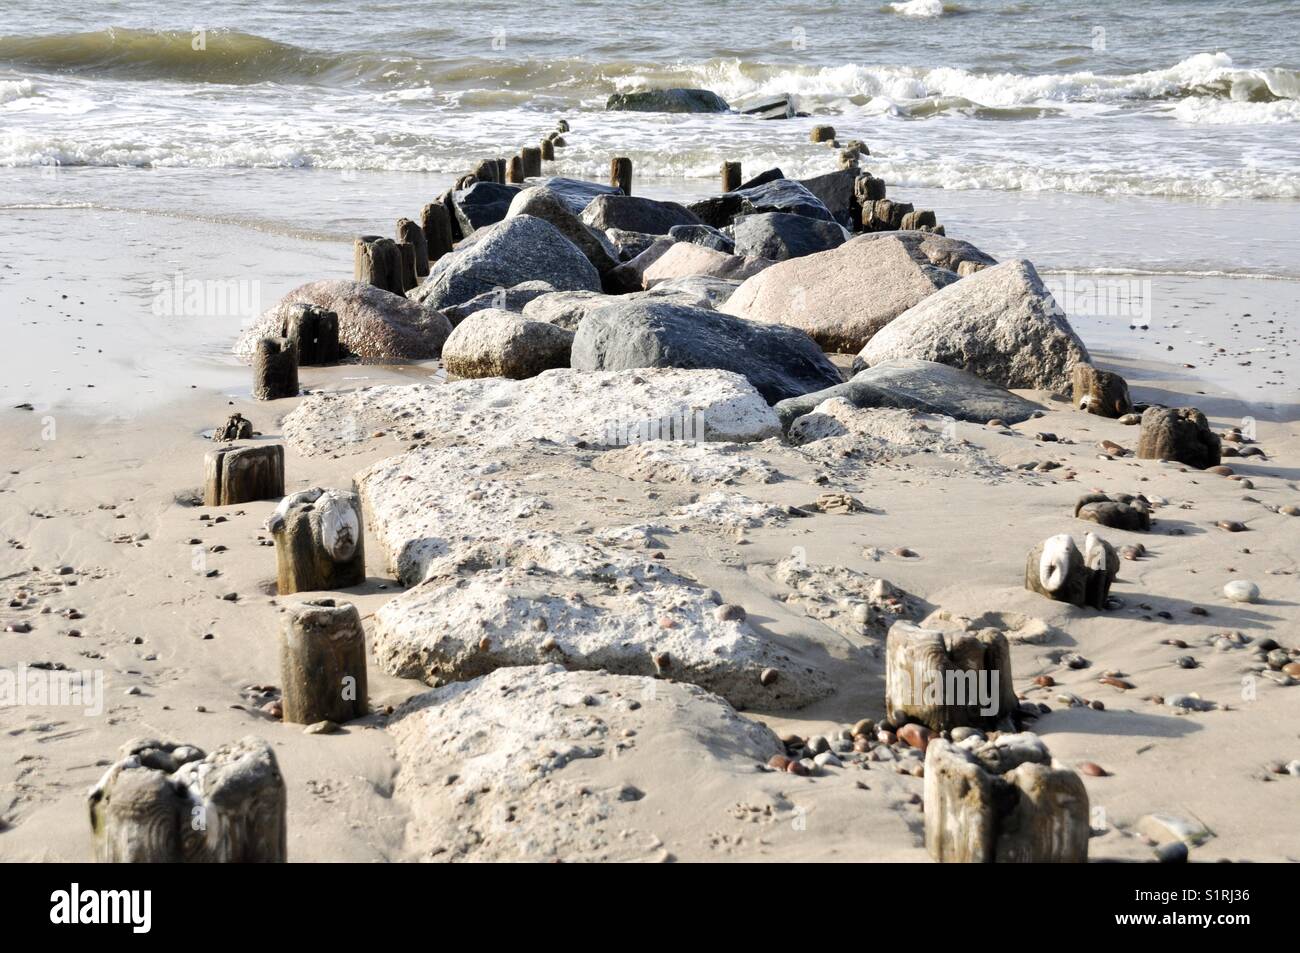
[
  {"xmin": 89, "ymin": 737, "xmax": 286, "ymax": 862},
  {"xmin": 279, "ymin": 600, "xmax": 368, "ymax": 725},
  {"xmin": 212, "ymin": 412, "xmax": 253, "ymax": 441},
  {"xmin": 353, "ymin": 235, "xmax": 404, "ymax": 295},
  {"xmin": 610, "ymin": 156, "xmax": 632, "ymax": 196},
  {"xmin": 520, "ymin": 146, "xmax": 542, "ymax": 179},
  {"xmin": 397, "ymin": 217, "xmax": 430, "ymax": 277},
  {"xmin": 252, "ymin": 336, "xmax": 298, "ymax": 400},
  {"xmin": 884, "ymin": 622, "xmax": 1017, "ymax": 732},
  {"xmin": 1025, "ymin": 532, "xmax": 1117, "ymax": 609},
  {"xmin": 721, "ymin": 161, "xmax": 741, "ymax": 193},
  {"xmin": 1072, "ymin": 362, "xmax": 1133, "ymax": 417},
  {"xmin": 203, "ymin": 444, "xmax": 284, "ymax": 506},
  {"xmin": 268, "ymin": 488, "xmax": 365, "ymax": 595},
  {"xmin": 420, "ymin": 201, "xmax": 454, "ymax": 264},
  {"xmin": 925, "ymin": 737, "xmax": 1089, "ymax": 863},
  {"xmin": 281, "ymin": 302, "xmax": 340, "ymax": 365}
]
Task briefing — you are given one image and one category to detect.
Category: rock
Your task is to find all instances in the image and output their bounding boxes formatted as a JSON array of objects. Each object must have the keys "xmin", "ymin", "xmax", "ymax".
[
  {"xmin": 571, "ymin": 301, "xmax": 842, "ymax": 404},
  {"xmin": 898, "ymin": 723, "xmax": 932, "ymax": 751},
  {"xmin": 1216, "ymin": 519, "xmax": 1247, "ymax": 533},
  {"xmin": 388, "ymin": 665, "xmax": 782, "ymax": 861},
  {"xmin": 601, "ymin": 237, "xmax": 676, "ymax": 293},
  {"xmin": 441, "ymin": 280, "xmax": 557, "ymax": 326},
  {"xmin": 668, "ymin": 223, "xmax": 734, "ymax": 254},
  {"xmin": 528, "ymin": 176, "xmax": 621, "ymax": 216},
  {"xmin": 1025, "ymin": 533, "xmax": 1117, "ymax": 609},
  {"xmin": 235, "ymin": 280, "xmax": 451, "ymax": 363},
  {"xmin": 1156, "ymin": 841, "xmax": 1189, "ymax": 863},
  {"xmin": 605, "ymin": 88, "xmax": 731, "ymax": 113},
  {"xmin": 506, "ymin": 187, "xmax": 620, "ymax": 274},
  {"xmin": 1136, "ymin": 407, "xmax": 1222, "ymax": 469},
  {"xmin": 1223, "ymin": 580, "xmax": 1260, "ymax": 604},
  {"xmin": 732, "ymin": 212, "xmax": 848, "ymax": 261},
  {"xmin": 604, "ymin": 228, "xmax": 661, "ymax": 262},
  {"xmin": 850, "ymin": 230, "xmax": 997, "ymax": 273},
  {"xmin": 796, "ymin": 169, "xmax": 859, "ymax": 228},
  {"xmin": 1137, "ymin": 813, "xmax": 1213, "ymax": 846},
  {"xmin": 857, "ymin": 260, "xmax": 1090, "ymax": 395},
  {"xmin": 1078, "ymin": 761, "xmax": 1109, "ymax": 777},
  {"xmin": 593, "ymin": 440, "xmax": 778, "ymax": 486},
  {"xmin": 649, "ymin": 275, "xmax": 742, "ymax": 308},
  {"xmin": 450, "ymin": 181, "xmax": 521, "ymax": 234},
  {"xmin": 581, "ymin": 194, "xmax": 702, "ymax": 235},
  {"xmin": 284, "ymin": 367, "xmax": 781, "ymax": 458},
  {"xmin": 523, "ymin": 286, "xmax": 715, "ymax": 332},
  {"xmin": 412, "ymin": 216, "xmax": 601, "ymax": 313},
  {"xmin": 1072, "ymin": 362, "xmax": 1134, "ymax": 418},
  {"xmin": 1074, "ymin": 493, "xmax": 1152, "ymax": 531},
  {"xmin": 776, "ymin": 358, "xmax": 1042, "ymax": 432},
  {"xmin": 441, "ymin": 309, "xmax": 574, "ymax": 380},
  {"xmin": 720, "ymin": 235, "xmax": 957, "ymax": 352},
  {"xmin": 640, "ymin": 243, "xmax": 774, "ymax": 288},
  {"xmin": 737, "ymin": 94, "xmax": 794, "ymax": 120},
  {"xmin": 732, "ymin": 178, "xmax": 835, "ymax": 222}
]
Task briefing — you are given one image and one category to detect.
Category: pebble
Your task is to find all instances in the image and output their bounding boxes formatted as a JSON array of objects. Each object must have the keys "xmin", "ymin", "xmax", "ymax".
[
  {"xmin": 715, "ymin": 603, "xmax": 746, "ymax": 622},
  {"xmin": 877, "ymin": 729, "xmax": 896, "ymax": 745},
  {"xmin": 897, "ymin": 723, "xmax": 932, "ymax": 752},
  {"xmin": 852, "ymin": 718, "xmax": 875, "ymax": 737},
  {"xmin": 1033, "ymin": 674, "xmax": 1055, "ymax": 687},
  {"xmin": 1175, "ymin": 656, "xmax": 1199, "ymax": 669},
  {"xmin": 759, "ymin": 667, "xmax": 779, "ymax": 686},
  {"xmin": 1223, "ymin": 580, "xmax": 1260, "ymax": 603},
  {"xmin": 808, "ymin": 735, "xmax": 830, "ymax": 754},
  {"xmin": 767, "ymin": 754, "xmax": 790, "ymax": 771},
  {"xmin": 1156, "ymin": 841, "xmax": 1189, "ymax": 864},
  {"xmin": 1119, "ymin": 413, "xmax": 1141, "ymax": 425},
  {"xmin": 304, "ymin": 720, "xmax": 339, "ymax": 735},
  {"xmin": 1078, "ymin": 761, "xmax": 1109, "ymax": 777},
  {"xmin": 813, "ymin": 751, "xmax": 842, "ymax": 769},
  {"xmin": 950, "ymin": 727, "xmax": 984, "ymax": 743},
  {"xmin": 1216, "ymin": 520, "xmax": 1247, "ymax": 533}
]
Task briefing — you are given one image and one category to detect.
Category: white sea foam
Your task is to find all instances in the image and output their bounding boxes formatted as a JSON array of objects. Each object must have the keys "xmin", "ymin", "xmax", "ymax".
[
  {"xmin": 0, "ymin": 79, "xmax": 37, "ymax": 104},
  {"xmin": 888, "ymin": 0, "xmax": 948, "ymax": 17}
]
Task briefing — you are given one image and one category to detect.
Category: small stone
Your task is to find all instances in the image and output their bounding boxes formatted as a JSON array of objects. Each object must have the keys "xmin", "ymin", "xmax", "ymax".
[
  {"xmin": 897, "ymin": 723, "xmax": 932, "ymax": 752},
  {"xmin": 851, "ymin": 718, "xmax": 875, "ymax": 737},
  {"xmin": 1216, "ymin": 520, "xmax": 1247, "ymax": 533},
  {"xmin": 1033, "ymin": 675, "xmax": 1055, "ymax": 688},
  {"xmin": 808, "ymin": 735, "xmax": 830, "ymax": 754},
  {"xmin": 786, "ymin": 759, "xmax": 809, "ymax": 776},
  {"xmin": 715, "ymin": 603, "xmax": 746, "ymax": 622},
  {"xmin": 877, "ymin": 730, "xmax": 896, "ymax": 745},
  {"xmin": 759, "ymin": 667, "xmax": 779, "ymax": 686},
  {"xmin": 1078, "ymin": 761, "xmax": 1109, "ymax": 777},
  {"xmin": 1223, "ymin": 580, "xmax": 1260, "ymax": 604},
  {"xmin": 813, "ymin": 751, "xmax": 842, "ymax": 769},
  {"xmin": 949, "ymin": 726, "xmax": 984, "ymax": 743},
  {"xmin": 1155, "ymin": 841, "xmax": 1189, "ymax": 864},
  {"xmin": 767, "ymin": 754, "xmax": 790, "ymax": 771},
  {"xmin": 305, "ymin": 720, "xmax": 340, "ymax": 735}
]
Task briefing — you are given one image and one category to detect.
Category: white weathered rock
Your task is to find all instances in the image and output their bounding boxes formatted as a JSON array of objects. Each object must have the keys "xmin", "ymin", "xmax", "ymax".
[
  {"xmin": 388, "ymin": 665, "xmax": 783, "ymax": 861},
  {"xmin": 282, "ymin": 368, "xmax": 781, "ymax": 456},
  {"xmin": 641, "ymin": 243, "xmax": 774, "ymax": 288},
  {"xmin": 857, "ymin": 259, "xmax": 1090, "ymax": 395},
  {"xmin": 441, "ymin": 308, "xmax": 573, "ymax": 379},
  {"xmin": 593, "ymin": 440, "xmax": 779, "ymax": 485},
  {"xmin": 1223, "ymin": 580, "xmax": 1260, "ymax": 604},
  {"xmin": 669, "ymin": 492, "xmax": 789, "ymax": 529}
]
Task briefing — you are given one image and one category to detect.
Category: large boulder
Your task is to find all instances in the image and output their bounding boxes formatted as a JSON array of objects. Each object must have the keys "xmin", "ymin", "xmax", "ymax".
[
  {"xmin": 602, "ymin": 237, "xmax": 675, "ymax": 294},
  {"xmin": 524, "ymin": 286, "xmax": 714, "ymax": 331},
  {"xmin": 507, "ymin": 186, "xmax": 620, "ymax": 274},
  {"xmin": 572, "ymin": 301, "xmax": 843, "ymax": 404},
  {"xmin": 853, "ymin": 230, "xmax": 997, "ymax": 273},
  {"xmin": 529, "ymin": 176, "xmax": 622, "ymax": 215},
  {"xmin": 797, "ymin": 169, "xmax": 859, "ymax": 228},
  {"xmin": 641, "ymin": 243, "xmax": 774, "ymax": 288},
  {"xmin": 720, "ymin": 236, "xmax": 960, "ymax": 353},
  {"xmin": 732, "ymin": 212, "xmax": 848, "ymax": 261},
  {"xmin": 605, "ymin": 88, "xmax": 730, "ymax": 113},
  {"xmin": 412, "ymin": 215, "xmax": 602, "ymax": 313},
  {"xmin": 441, "ymin": 308, "xmax": 574, "ymax": 380},
  {"xmin": 234, "ymin": 280, "xmax": 451, "ymax": 363},
  {"xmin": 604, "ymin": 227, "xmax": 660, "ymax": 262},
  {"xmin": 735, "ymin": 178, "xmax": 835, "ymax": 222},
  {"xmin": 650, "ymin": 275, "xmax": 742, "ymax": 308},
  {"xmin": 441, "ymin": 280, "xmax": 557, "ymax": 326},
  {"xmin": 856, "ymin": 259, "xmax": 1089, "ymax": 394},
  {"xmin": 451, "ymin": 181, "xmax": 521, "ymax": 234},
  {"xmin": 581, "ymin": 194, "xmax": 702, "ymax": 235},
  {"xmin": 668, "ymin": 223, "xmax": 734, "ymax": 254},
  {"xmin": 775, "ymin": 358, "xmax": 1043, "ymax": 432}
]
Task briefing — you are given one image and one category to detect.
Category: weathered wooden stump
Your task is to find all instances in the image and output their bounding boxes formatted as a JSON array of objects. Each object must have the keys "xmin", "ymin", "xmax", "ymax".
[
  {"xmin": 353, "ymin": 235, "xmax": 404, "ymax": 295},
  {"xmin": 455, "ymin": 172, "xmax": 478, "ymax": 190},
  {"xmin": 520, "ymin": 146, "xmax": 542, "ymax": 178},
  {"xmin": 1074, "ymin": 492, "xmax": 1151, "ymax": 531},
  {"xmin": 268, "ymin": 487, "xmax": 365, "ymax": 595},
  {"xmin": 855, "ymin": 173, "xmax": 886, "ymax": 204},
  {"xmin": 212, "ymin": 412, "xmax": 253, "ymax": 441},
  {"xmin": 540, "ymin": 138, "xmax": 555, "ymax": 161},
  {"xmin": 89, "ymin": 736, "xmax": 286, "ymax": 862},
  {"xmin": 397, "ymin": 217, "xmax": 430, "ymax": 277},
  {"xmin": 420, "ymin": 201, "xmax": 454, "ymax": 264},
  {"xmin": 281, "ymin": 302, "xmax": 340, "ymax": 365},
  {"xmin": 556, "ymin": 118, "xmax": 570, "ymax": 132},
  {"xmin": 924, "ymin": 736, "xmax": 1089, "ymax": 863},
  {"xmin": 471, "ymin": 158, "xmax": 499, "ymax": 184},
  {"xmin": 864, "ymin": 199, "xmax": 912, "ymax": 231},
  {"xmin": 1071, "ymin": 362, "xmax": 1132, "ymax": 417},
  {"xmin": 810, "ymin": 124, "xmax": 836, "ymax": 143},
  {"xmin": 884, "ymin": 622, "xmax": 1016, "ymax": 732},
  {"xmin": 1137, "ymin": 406, "xmax": 1221, "ymax": 469},
  {"xmin": 1024, "ymin": 532, "xmax": 1117, "ymax": 609},
  {"xmin": 396, "ymin": 241, "xmax": 419, "ymax": 292},
  {"xmin": 252, "ymin": 336, "xmax": 298, "ymax": 400},
  {"xmin": 506, "ymin": 155, "xmax": 525, "ymax": 184},
  {"xmin": 203, "ymin": 444, "xmax": 284, "ymax": 506},
  {"xmin": 610, "ymin": 156, "xmax": 633, "ymax": 196},
  {"xmin": 280, "ymin": 599, "xmax": 368, "ymax": 725},
  {"xmin": 900, "ymin": 209, "xmax": 937, "ymax": 230},
  {"xmin": 721, "ymin": 161, "xmax": 742, "ymax": 193}
]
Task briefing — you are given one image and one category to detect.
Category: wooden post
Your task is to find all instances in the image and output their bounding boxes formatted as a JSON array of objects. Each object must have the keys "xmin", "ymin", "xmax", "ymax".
[
  {"xmin": 506, "ymin": 155, "xmax": 525, "ymax": 184},
  {"xmin": 281, "ymin": 303, "xmax": 339, "ymax": 365},
  {"xmin": 556, "ymin": 118, "xmax": 570, "ymax": 132},
  {"xmin": 268, "ymin": 488, "xmax": 365, "ymax": 595},
  {"xmin": 90, "ymin": 737, "xmax": 287, "ymax": 862},
  {"xmin": 884, "ymin": 622, "xmax": 1016, "ymax": 732},
  {"xmin": 252, "ymin": 336, "xmax": 298, "ymax": 400},
  {"xmin": 721, "ymin": 161, "xmax": 742, "ymax": 193},
  {"xmin": 212, "ymin": 412, "xmax": 253, "ymax": 441},
  {"xmin": 1071, "ymin": 362, "xmax": 1133, "ymax": 418},
  {"xmin": 353, "ymin": 235, "xmax": 404, "ymax": 295},
  {"xmin": 610, "ymin": 156, "xmax": 632, "ymax": 196},
  {"xmin": 494, "ymin": 157, "xmax": 506, "ymax": 183},
  {"xmin": 279, "ymin": 600, "xmax": 368, "ymax": 725},
  {"xmin": 900, "ymin": 209, "xmax": 937, "ymax": 230},
  {"xmin": 540, "ymin": 138, "xmax": 555, "ymax": 161},
  {"xmin": 471, "ymin": 158, "xmax": 498, "ymax": 184},
  {"xmin": 520, "ymin": 146, "xmax": 542, "ymax": 179},
  {"xmin": 397, "ymin": 217, "xmax": 430, "ymax": 277},
  {"xmin": 810, "ymin": 124, "xmax": 836, "ymax": 143},
  {"xmin": 1025, "ymin": 533, "xmax": 1117, "ymax": 608},
  {"xmin": 396, "ymin": 241, "xmax": 419, "ymax": 292},
  {"xmin": 204, "ymin": 444, "xmax": 284, "ymax": 506},
  {"xmin": 924, "ymin": 738, "xmax": 1089, "ymax": 863},
  {"xmin": 420, "ymin": 201, "xmax": 454, "ymax": 264}
]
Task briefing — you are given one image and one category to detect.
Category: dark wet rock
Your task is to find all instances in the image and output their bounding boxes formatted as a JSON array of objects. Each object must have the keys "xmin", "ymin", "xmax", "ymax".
[
  {"xmin": 581, "ymin": 194, "xmax": 703, "ymax": 235},
  {"xmin": 605, "ymin": 88, "xmax": 731, "ymax": 113},
  {"xmin": 669, "ymin": 223, "xmax": 735, "ymax": 254},
  {"xmin": 451, "ymin": 181, "xmax": 521, "ymax": 234},
  {"xmin": 732, "ymin": 212, "xmax": 848, "ymax": 261}
]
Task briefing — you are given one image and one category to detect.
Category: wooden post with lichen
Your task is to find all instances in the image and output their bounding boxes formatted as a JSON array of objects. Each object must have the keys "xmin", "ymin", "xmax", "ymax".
[
  {"xmin": 89, "ymin": 737, "xmax": 286, "ymax": 862},
  {"xmin": 520, "ymin": 146, "xmax": 542, "ymax": 179},
  {"xmin": 204, "ymin": 444, "xmax": 284, "ymax": 506},
  {"xmin": 721, "ymin": 161, "xmax": 741, "ymax": 193},
  {"xmin": 279, "ymin": 600, "xmax": 368, "ymax": 725},
  {"xmin": 281, "ymin": 303, "xmax": 339, "ymax": 365},
  {"xmin": 506, "ymin": 155, "xmax": 525, "ymax": 184},
  {"xmin": 252, "ymin": 336, "xmax": 298, "ymax": 400},
  {"xmin": 420, "ymin": 201, "xmax": 454, "ymax": 264},
  {"xmin": 353, "ymin": 235, "xmax": 404, "ymax": 295},
  {"xmin": 884, "ymin": 622, "xmax": 1016, "ymax": 732},
  {"xmin": 610, "ymin": 156, "xmax": 632, "ymax": 196},
  {"xmin": 268, "ymin": 488, "xmax": 365, "ymax": 595},
  {"xmin": 397, "ymin": 241, "xmax": 419, "ymax": 292},
  {"xmin": 398, "ymin": 217, "xmax": 430, "ymax": 277},
  {"xmin": 539, "ymin": 138, "xmax": 555, "ymax": 161}
]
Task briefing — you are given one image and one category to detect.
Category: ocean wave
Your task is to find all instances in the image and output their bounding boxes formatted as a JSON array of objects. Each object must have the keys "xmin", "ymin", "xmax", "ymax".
[
  {"xmin": 885, "ymin": 0, "xmax": 957, "ymax": 18},
  {"xmin": 0, "ymin": 78, "xmax": 37, "ymax": 103}
]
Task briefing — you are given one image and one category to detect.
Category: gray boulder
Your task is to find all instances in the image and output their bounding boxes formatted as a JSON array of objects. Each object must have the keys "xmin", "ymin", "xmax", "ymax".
[
  {"xmin": 413, "ymin": 215, "xmax": 602, "ymax": 312},
  {"xmin": 856, "ymin": 259, "xmax": 1089, "ymax": 394},
  {"xmin": 442, "ymin": 281, "xmax": 557, "ymax": 326},
  {"xmin": 604, "ymin": 227, "xmax": 661, "ymax": 262},
  {"xmin": 442, "ymin": 308, "xmax": 574, "ymax": 380},
  {"xmin": 687, "ymin": 177, "xmax": 834, "ymax": 229},
  {"xmin": 732, "ymin": 212, "xmax": 848, "ymax": 261},
  {"xmin": 529, "ymin": 177, "xmax": 622, "ymax": 215},
  {"xmin": 235, "ymin": 280, "xmax": 451, "ymax": 363},
  {"xmin": 602, "ymin": 237, "xmax": 676, "ymax": 294},
  {"xmin": 797, "ymin": 169, "xmax": 859, "ymax": 228},
  {"xmin": 581, "ymin": 194, "xmax": 702, "ymax": 235},
  {"xmin": 572, "ymin": 301, "xmax": 842, "ymax": 404},
  {"xmin": 641, "ymin": 243, "xmax": 774, "ymax": 288},
  {"xmin": 669, "ymin": 223, "xmax": 735, "ymax": 254},
  {"xmin": 649, "ymin": 275, "xmax": 742, "ymax": 308},
  {"xmin": 775, "ymin": 358, "xmax": 1043, "ymax": 432},
  {"xmin": 721, "ymin": 235, "xmax": 959, "ymax": 353},
  {"xmin": 524, "ymin": 286, "xmax": 715, "ymax": 331},
  {"xmin": 507, "ymin": 186, "xmax": 620, "ymax": 274},
  {"xmin": 854, "ymin": 230, "xmax": 997, "ymax": 273},
  {"xmin": 451, "ymin": 181, "xmax": 521, "ymax": 234},
  {"xmin": 606, "ymin": 88, "xmax": 730, "ymax": 113}
]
